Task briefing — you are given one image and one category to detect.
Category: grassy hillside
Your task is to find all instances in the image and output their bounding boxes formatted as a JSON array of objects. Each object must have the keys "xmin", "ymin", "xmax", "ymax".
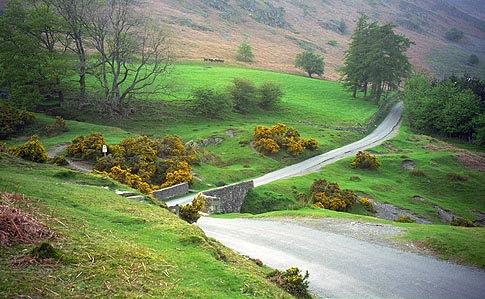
[
  {"xmin": 141, "ymin": 0, "xmax": 485, "ymax": 79},
  {"xmin": 0, "ymin": 154, "xmax": 292, "ymax": 298}
]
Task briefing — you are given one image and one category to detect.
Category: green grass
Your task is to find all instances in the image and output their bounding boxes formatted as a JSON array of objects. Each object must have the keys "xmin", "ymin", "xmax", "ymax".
[
  {"xmin": 10, "ymin": 62, "xmax": 378, "ymax": 188},
  {"xmin": 0, "ymin": 154, "xmax": 292, "ymax": 298}
]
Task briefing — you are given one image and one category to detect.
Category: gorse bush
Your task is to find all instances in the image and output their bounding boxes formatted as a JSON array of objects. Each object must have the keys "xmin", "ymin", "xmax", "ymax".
[
  {"xmin": 394, "ymin": 215, "xmax": 415, "ymax": 223},
  {"xmin": 359, "ymin": 197, "xmax": 376, "ymax": 213},
  {"xmin": 67, "ymin": 132, "xmax": 106, "ymax": 161},
  {"xmin": 351, "ymin": 151, "xmax": 381, "ymax": 169},
  {"xmin": 310, "ymin": 178, "xmax": 357, "ymax": 212},
  {"xmin": 253, "ymin": 123, "xmax": 318, "ymax": 157},
  {"xmin": 179, "ymin": 193, "xmax": 206, "ymax": 224},
  {"xmin": 267, "ymin": 267, "xmax": 311, "ymax": 299},
  {"xmin": 13, "ymin": 135, "xmax": 48, "ymax": 163},
  {"xmin": 68, "ymin": 133, "xmax": 196, "ymax": 192},
  {"xmin": 0, "ymin": 103, "xmax": 35, "ymax": 139}
]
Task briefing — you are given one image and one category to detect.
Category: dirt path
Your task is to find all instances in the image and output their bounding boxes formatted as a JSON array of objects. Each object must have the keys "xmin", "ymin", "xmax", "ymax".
[{"xmin": 47, "ymin": 143, "xmax": 94, "ymax": 172}]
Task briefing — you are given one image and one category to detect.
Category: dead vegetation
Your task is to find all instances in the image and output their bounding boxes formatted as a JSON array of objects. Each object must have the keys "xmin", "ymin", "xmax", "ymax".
[{"xmin": 0, "ymin": 192, "xmax": 55, "ymax": 247}]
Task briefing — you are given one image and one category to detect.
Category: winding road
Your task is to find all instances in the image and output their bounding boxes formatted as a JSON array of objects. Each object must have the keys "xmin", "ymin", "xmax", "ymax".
[
  {"xmin": 167, "ymin": 101, "xmax": 403, "ymax": 207},
  {"xmin": 180, "ymin": 102, "xmax": 485, "ymax": 298}
]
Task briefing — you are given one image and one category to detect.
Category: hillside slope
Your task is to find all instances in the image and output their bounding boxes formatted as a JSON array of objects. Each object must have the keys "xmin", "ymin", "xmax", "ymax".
[{"xmin": 144, "ymin": 0, "xmax": 485, "ymax": 79}]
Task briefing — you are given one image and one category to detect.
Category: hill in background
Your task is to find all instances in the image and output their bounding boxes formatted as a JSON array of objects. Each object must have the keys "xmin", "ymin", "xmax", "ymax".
[{"xmin": 143, "ymin": 0, "xmax": 485, "ymax": 79}]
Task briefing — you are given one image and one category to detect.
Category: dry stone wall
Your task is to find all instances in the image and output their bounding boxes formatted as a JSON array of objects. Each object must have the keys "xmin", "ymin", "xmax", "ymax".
[
  {"xmin": 151, "ymin": 182, "xmax": 189, "ymax": 201},
  {"xmin": 202, "ymin": 180, "xmax": 254, "ymax": 213}
]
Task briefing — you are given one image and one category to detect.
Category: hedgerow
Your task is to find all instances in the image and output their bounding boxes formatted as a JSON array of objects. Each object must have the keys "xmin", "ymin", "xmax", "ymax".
[{"xmin": 253, "ymin": 123, "xmax": 318, "ymax": 157}]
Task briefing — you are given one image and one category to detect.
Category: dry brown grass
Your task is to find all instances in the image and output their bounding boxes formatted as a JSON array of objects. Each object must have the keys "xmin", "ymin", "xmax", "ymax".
[{"xmin": 142, "ymin": 0, "xmax": 485, "ymax": 80}]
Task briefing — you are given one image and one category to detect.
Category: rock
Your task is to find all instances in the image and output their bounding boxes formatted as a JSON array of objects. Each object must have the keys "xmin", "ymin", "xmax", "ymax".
[{"xmin": 401, "ymin": 159, "xmax": 416, "ymax": 170}]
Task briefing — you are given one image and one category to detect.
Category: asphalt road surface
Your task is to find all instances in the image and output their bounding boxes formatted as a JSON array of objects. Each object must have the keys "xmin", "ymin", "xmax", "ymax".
[
  {"xmin": 198, "ymin": 217, "xmax": 485, "ymax": 299},
  {"xmin": 167, "ymin": 102, "xmax": 403, "ymax": 207}
]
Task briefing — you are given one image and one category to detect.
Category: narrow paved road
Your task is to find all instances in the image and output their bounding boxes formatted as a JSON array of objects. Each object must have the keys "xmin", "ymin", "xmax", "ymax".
[
  {"xmin": 198, "ymin": 217, "xmax": 485, "ymax": 299},
  {"xmin": 167, "ymin": 102, "xmax": 403, "ymax": 206}
]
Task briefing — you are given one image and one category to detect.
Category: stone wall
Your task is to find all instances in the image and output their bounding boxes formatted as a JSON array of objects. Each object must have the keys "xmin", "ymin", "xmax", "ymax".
[
  {"xmin": 202, "ymin": 180, "xmax": 254, "ymax": 213},
  {"xmin": 151, "ymin": 182, "xmax": 189, "ymax": 201}
]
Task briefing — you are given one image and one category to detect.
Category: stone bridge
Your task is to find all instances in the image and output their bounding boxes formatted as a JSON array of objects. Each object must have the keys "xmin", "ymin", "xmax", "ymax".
[{"xmin": 201, "ymin": 180, "xmax": 254, "ymax": 214}]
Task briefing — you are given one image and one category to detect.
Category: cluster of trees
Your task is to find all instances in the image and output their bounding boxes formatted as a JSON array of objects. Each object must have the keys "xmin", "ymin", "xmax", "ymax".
[
  {"xmin": 341, "ymin": 15, "xmax": 413, "ymax": 103},
  {"xmin": 253, "ymin": 123, "xmax": 318, "ymax": 157},
  {"xmin": 0, "ymin": 0, "xmax": 173, "ymax": 117},
  {"xmin": 402, "ymin": 73, "xmax": 485, "ymax": 144},
  {"xmin": 67, "ymin": 133, "xmax": 196, "ymax": 193},
  {"xmin": 191, "ymin": 78, "xmax": 284, "ymax": 118}
]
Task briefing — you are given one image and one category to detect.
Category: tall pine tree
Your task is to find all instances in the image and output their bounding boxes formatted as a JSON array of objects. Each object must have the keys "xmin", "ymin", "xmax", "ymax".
[{"xmin": 341, "ymin": 15, "xmax": 413, "ymax": 103}]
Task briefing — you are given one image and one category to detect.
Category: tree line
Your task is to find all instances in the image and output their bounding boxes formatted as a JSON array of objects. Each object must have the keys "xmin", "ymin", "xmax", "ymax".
[
  {"xmin": 402, "ymin": 73, "xmax": 485, "ymax": 145},
  {"xmin": 0, "ymin": 0, "xmax": 173, "ymax": 117}
]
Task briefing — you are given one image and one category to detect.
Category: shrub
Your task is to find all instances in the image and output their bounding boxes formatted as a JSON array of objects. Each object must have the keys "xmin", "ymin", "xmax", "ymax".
[
  {"xmin": 13, "ymin": 135, "xmax": 48, "ymax": 163},
  {"xmin": 267, "ymin": 267, "xmax": 311, "ymax": 299},
  {"xmin": 444, "ymin": 28, "xmax": 464, "ymax": 41},
  {"xmin": 450, "ymin": 217, "xmax": 477, "ymax": 227},
  {"xmin": 447, "ymin": 173, "xmax": 468, "ymax": 181},
  {"xmin": 47, "ymin": 116, "xmax": 69, "ymax": 135},
  {"xmin": 350, "ymin": 151, "xmax": 381, "ymax": 169},
  {"xmin": 0, "ymin": 104, "xmax": 35, "ymax": 139},
  {"xmin": 258, "ymin": 81, "xmax": 284, "ymax": 110},
  {"xmin": 394, "ymin": 215, "xmax": 415, "ymax": 223},
  {"xmin": 350, "ymin": 175, "xmax": 361, "ymax": 181},
  {"xmin": 229, "ymin": 78, "xmax": 257, "ymax": 114},
  {"xmin": 50, "ymin": 155, "xmax": 69, "ymax": 166},
  {"xmin": 191, "ymin": 87, "xmax": 233, "ymax": 119},
  {"xmin": 67, "ymin": 132, "xmax": 106, "ymax": 161},
  {"xmin": 327, "ymin": 40, "xmax": 337, "ymax": 46},
  {"xmin": 253, "ymin": 123, "xmax": 318, "ymax": 157},
  {"xmin": 179, "ymin": 193, "xmax": 206, "ymax": 224},
  {"xmin": 96, "ymin": 166, "xmax": 154, "ymax": 194},
  {"xmin": 359, "ymin": 197, "xmax": 376, "ymax": 213},
  {"xmin": 310, "ymin": 178, "xmax": 357, "ymax": 212}
]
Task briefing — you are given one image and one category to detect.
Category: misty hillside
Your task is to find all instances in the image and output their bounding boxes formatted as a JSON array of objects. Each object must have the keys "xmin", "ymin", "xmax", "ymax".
[{"xmin": 143, "ymin": 0, "xmax": 485, "ymax": 79}]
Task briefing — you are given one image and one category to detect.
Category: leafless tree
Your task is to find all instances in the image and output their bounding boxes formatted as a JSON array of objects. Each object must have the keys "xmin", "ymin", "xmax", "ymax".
[{"xmin": 85, "ymin": 0, "xmax": 174, "ymax": 117}]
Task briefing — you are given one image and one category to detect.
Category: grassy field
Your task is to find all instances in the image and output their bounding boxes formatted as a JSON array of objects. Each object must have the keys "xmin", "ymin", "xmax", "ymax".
[
  {"xmin": 7, "ymin": 62, "xmax": 378, "ymax": 188},
  {"xmin": 0, "ymin": 154, "xmax": 292, "ymax": 298}
]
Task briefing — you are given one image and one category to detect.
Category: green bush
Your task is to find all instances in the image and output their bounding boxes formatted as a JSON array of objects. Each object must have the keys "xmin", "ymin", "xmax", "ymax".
[
  {"xmin": 50, "ymin": 155, "xmax": 69, "ymax": 166},
  {"xmin": 236, "ymin": 41, "xmax": 254, "ymax": 62},
  {"xmin": 351, "ymin": 151, "xmax": 381, "ymax": 169},
  {"xmin": 13, "ymin": 135, "xmax": 48, "ymax": 163},
  {"xmin": 0, "ymin": 103, "xmax": 35, "ymax": 139},
  {"xmin": 394, "ymin": 215, "xmax": 415, "ymax": 223},
  {"xmin": 228, "ymin": 78, "xmax": 257, "ymax": 114},
  {"xmin": 47, "ymin": 116, "xmax": 69, "ymax": 135},
  {"xmin": 359, "ymin": 197, "xmax": 376, "ymax": 213},
  {"xmin": 191, "ymin": 87, "xmax": 233, "ymax": 119},
  {"xmin": 179, "ymin": 193, "xmax": 206, "ymax": 224},
  {"xmin": 444, "ymin": 28, "xmax": 464, "ymax": 41},
  {"xmin": 258, "ymin": 81, "xmax": 284, "ymax": 110},
  {"xmin": 450, "ymin": 217, "xmax": 477, "ymax": 227},
  {"xmin": 267, "ymin": 267, "xmax": 311, "ymax": 299}
]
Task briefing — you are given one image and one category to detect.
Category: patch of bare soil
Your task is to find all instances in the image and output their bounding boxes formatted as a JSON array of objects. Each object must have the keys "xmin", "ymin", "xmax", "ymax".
[
  {"xmin": 371, "ymin": 199, "xmax": 432, "ymax": 224},
  {"xmin": 401, "ymin": 159, "xmax": 416, "ymax": 170}
]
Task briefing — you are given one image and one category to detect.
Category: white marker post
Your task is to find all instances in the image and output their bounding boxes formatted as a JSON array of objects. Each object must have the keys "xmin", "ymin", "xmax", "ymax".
[{"xmin": 102, "ymin": 144, "xmax": 108, "ymax": 157}]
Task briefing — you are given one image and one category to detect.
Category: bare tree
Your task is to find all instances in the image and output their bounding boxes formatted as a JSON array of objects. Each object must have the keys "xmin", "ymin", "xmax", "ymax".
[
  {"xmin": 46, "ymin": 0, "xmax": 97, "ymax": 103},
  {"xmin": 86, "ymin": 0, "xmax": 174, "ymax": 117}
]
